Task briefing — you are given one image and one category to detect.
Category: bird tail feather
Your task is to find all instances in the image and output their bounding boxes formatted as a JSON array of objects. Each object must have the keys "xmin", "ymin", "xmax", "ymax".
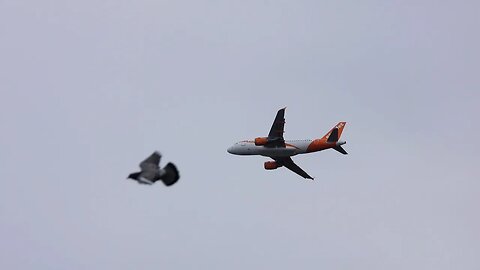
[{"xmin": 161, "ymin": 163, "xmax": 180, "ymax": 186}]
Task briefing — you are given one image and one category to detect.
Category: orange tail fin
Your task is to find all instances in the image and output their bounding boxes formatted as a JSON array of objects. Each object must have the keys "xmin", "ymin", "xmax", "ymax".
[{"xmin": 321, "ymin": 122, "xmax": 346, "ymax": 142}]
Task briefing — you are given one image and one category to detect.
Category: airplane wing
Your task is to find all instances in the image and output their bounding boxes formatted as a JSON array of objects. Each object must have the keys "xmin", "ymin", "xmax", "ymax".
[
  {"xmin": 276, "ymin": 157, "xmax": 314, "ymax": 180},
  {"xmin": 267, "ymin": 108, "xmax": 286, "ymax": 147},
  {"xmin": 140, "ymin": 151, "xmax": 161, "ymax": 170}
]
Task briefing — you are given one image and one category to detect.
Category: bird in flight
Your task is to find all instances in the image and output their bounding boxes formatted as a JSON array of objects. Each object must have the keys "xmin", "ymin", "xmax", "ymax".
[{"xmin": 127, "ymin": 151, "xmax": 180, "ymax": 186}]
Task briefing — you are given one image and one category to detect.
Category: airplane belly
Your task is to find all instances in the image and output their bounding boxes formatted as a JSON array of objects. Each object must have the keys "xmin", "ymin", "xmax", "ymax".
[{"xmin": 260, "ymin": 147, "xmax": 296, "ymax": 157}]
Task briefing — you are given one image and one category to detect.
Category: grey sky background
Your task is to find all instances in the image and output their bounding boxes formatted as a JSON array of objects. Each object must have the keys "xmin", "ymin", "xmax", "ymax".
[{"xmin": 1, "ymin": 0, "xmax": 479, "ymax": 269}]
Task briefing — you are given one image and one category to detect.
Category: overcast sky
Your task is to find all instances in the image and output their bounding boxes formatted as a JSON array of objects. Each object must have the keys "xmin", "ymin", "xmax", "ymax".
[{"xmin": 1, "ymin": 1, "xmax": 479, "ymax": 269}]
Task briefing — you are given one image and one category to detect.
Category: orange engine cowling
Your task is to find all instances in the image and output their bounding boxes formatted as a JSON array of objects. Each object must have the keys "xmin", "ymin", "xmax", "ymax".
[
  {"xmin": 254, "ymin": 137, "xmax": 268, "ymax": 146},
  {"xmin": 264, "ymin": 161, "xmax": 281, "ymax": 170}
]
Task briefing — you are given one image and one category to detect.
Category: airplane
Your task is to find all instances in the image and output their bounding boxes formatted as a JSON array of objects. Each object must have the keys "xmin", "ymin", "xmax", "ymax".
[{"xmin": 227, "ymin": 108, "xmax": 347, "ymax": 180}]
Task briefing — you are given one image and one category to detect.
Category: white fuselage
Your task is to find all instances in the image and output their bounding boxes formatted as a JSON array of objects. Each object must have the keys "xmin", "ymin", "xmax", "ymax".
[{"xmin": 227, "ymin": 140, "xmax": 312, "ymax": 158}]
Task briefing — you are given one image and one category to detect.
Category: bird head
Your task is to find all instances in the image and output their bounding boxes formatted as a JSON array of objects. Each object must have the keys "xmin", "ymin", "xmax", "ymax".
[{"xmin": 127, "ymin": 172, "xmax": 141, "ymax": 180}]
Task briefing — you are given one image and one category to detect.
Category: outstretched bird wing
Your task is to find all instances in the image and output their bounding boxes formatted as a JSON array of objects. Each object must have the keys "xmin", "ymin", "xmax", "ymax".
[{"xmin": 140, "ymin": 151, "xmax": 161, "ymax": 171}]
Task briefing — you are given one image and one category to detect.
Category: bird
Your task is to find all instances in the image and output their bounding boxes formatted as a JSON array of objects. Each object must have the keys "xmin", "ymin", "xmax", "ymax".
[{"xmin": 127, "ymin": 151, "xmax": 180, "ymax": 186}]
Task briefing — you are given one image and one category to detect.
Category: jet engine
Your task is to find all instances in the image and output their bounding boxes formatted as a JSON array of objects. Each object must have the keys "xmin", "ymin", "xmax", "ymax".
[
  {"xmin": 264, "ymin": 161, "xmax": 281, "ymax": 170},
  {"xmin": 254, "ymin": 137, "xmax": 269, "ymax": 146}
]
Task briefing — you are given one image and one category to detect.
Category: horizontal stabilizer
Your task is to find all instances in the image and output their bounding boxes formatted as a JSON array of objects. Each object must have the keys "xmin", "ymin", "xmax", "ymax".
[{"xmin": 333, "ymin": 145, "xmax": 348, "ymax": 155}]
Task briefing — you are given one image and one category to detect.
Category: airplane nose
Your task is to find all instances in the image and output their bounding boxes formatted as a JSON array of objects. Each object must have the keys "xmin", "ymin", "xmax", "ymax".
[{"xmin": 227, "ymin": 146, "xmax": 233, "ymax": 154}]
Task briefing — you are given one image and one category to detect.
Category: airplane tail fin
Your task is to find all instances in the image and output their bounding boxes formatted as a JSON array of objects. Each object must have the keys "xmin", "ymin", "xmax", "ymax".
[
  {"xmin": 322, "ymin": 122, "xmax": 348, "ymax": 155},
  {"xmin": 322, "ymin": 122, "xmax": 346, "ymax": 142},
  {"xmin": 333, "ymin": 145, "xmax": 348, "ymax": 155}
]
